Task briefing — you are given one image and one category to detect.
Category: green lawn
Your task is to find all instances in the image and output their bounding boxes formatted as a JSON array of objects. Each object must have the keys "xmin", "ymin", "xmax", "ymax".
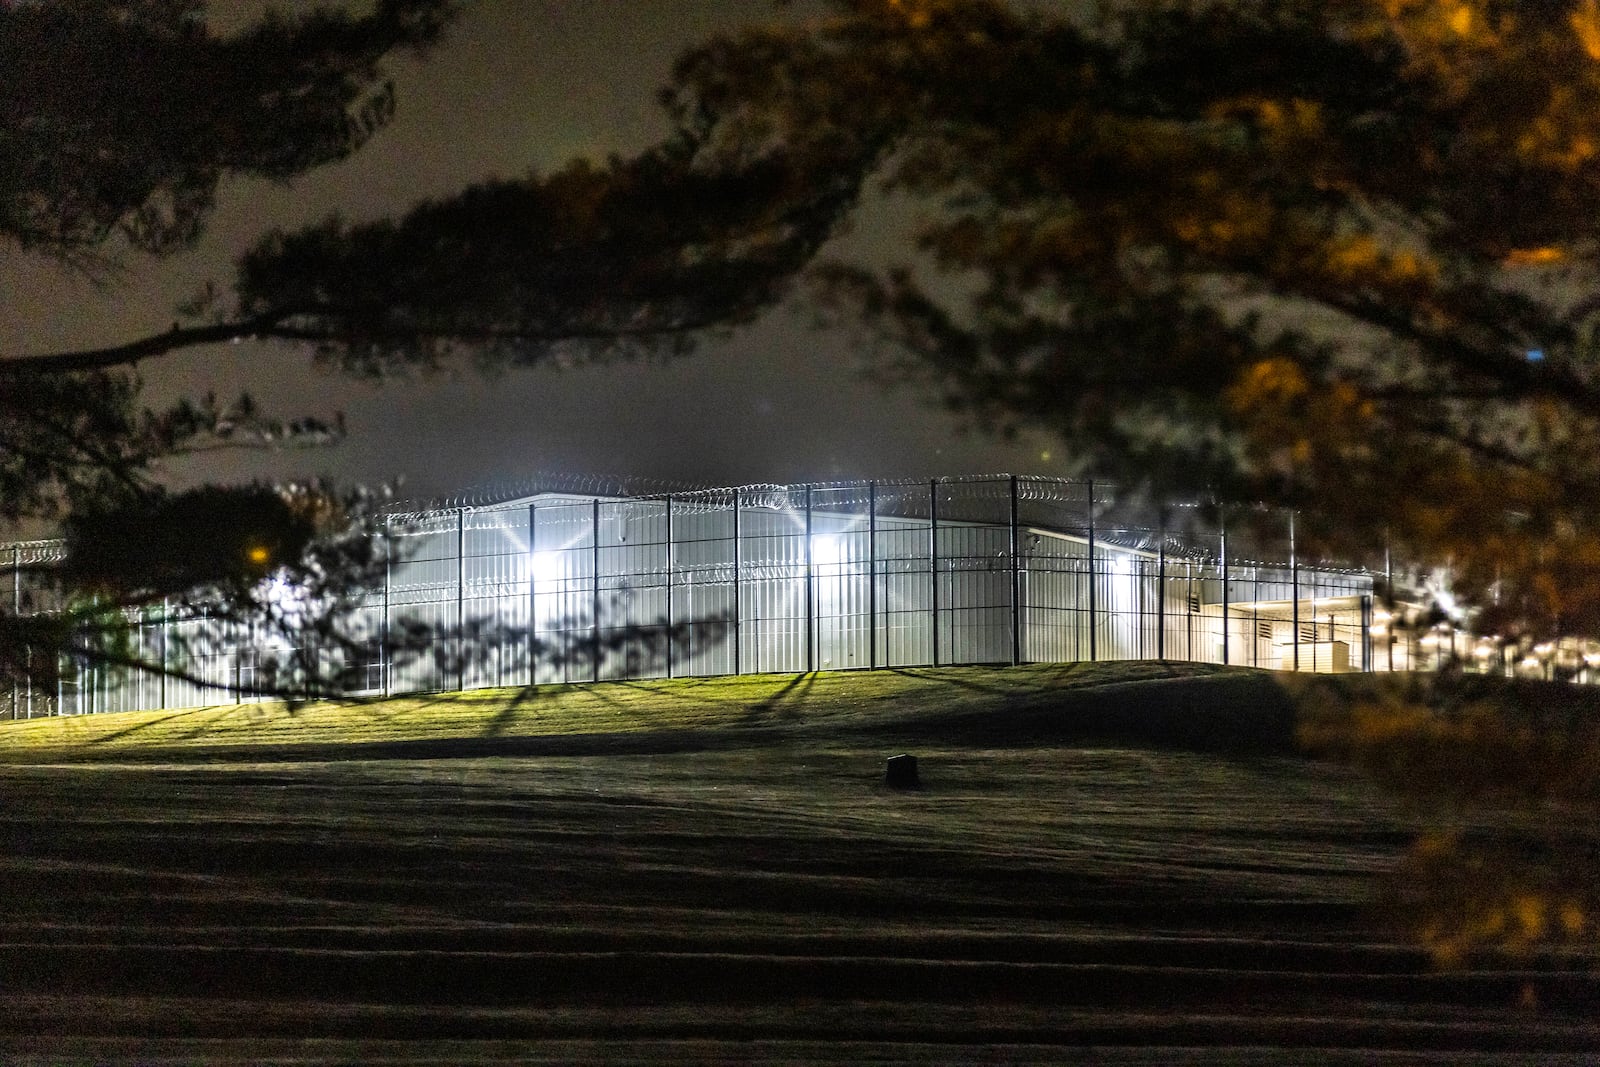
[
  {"xmin": 0, "ymin": 661, "xmax": 1276, "ymax": 759},
  {"xmin": 0, "ymin": 663, "xmax": 1595, "ymax": 1064}
]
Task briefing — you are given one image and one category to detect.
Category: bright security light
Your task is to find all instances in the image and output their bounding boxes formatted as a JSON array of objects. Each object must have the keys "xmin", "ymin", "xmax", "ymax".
[
  {"xmin": 1437, "ymin": 591, "xmax": 1465, "ymax": 621},
  {"xmin": 529, "ymin": 551, "xmax": 563, "ymax": 585},
  {"xmin": 810, "ymin": 534, "xmax": 841, "ymax": 567}
]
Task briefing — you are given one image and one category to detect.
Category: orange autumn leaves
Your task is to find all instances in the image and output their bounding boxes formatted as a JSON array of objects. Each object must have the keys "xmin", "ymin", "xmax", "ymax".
[{"xmin": 1298, "ymin": 676, "xmax": 1600, "ymax": 962}]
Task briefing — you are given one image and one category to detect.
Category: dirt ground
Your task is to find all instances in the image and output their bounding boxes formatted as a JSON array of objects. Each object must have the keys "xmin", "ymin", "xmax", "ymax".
[{"xmin": 0, "ymin": 667, "xmax": 1596, "ymax": 1063}]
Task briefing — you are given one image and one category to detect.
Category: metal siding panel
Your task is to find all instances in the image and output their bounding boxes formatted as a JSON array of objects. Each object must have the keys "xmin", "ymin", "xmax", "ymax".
[
  {"xmin": 667, "ymin": 500, "xmax": 735, "ymax": 676},
  {"xmin": 598, "ymin": 529, "xmax": 670, "ymax": 681},
  {"xmin": 875, "ymin": 522, "xmax": 932, "ymax": 666},
  {"xmin": 812, "ymin": 518, "xmax": 869, "ymax": 671}
]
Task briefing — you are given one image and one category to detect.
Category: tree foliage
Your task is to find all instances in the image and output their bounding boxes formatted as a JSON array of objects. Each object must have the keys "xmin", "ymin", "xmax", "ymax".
[
  {"xmin": 661, "ymin": 0, "xmax": 1600, "ymax": 637},
  {"xmin": 1, "ymin": 0, "xmax": 824, "ymax": 704},
  {"xmin": 228, "ymin": 143, "xmax": 860, "ymax": 377},
  {"xmin": 13, "ymin": 0, "xmax": 1600, "ymax": 703}
]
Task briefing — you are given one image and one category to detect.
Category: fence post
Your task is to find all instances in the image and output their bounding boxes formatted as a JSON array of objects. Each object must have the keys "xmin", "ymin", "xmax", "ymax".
[
  {"xmin": 1219, "ymin": 506, "xmax": 1229, "ymax": 666},
  {"xmin": 732, "ymin": 488, "xmax": 742, "ymax": 676},
  {"xmin": 1383, "ymin": 530, "xmax": 1393, "ymax": 672},
  {"xmin": 591, "ymin": 499, "xmax": 601, "ymax": 684},
  {"xmin": 160, "ymin": 597, "xmax": 169, "ymax": 710},
  {"xmin": 1360, "ymin": 594, "xmax": 1372, "ymax": 672},
  {"xmin": 805, "ymin": 485, "xmax": 815, "ymax": 673},
  {"xmin": 929, "ymin": 479, "xmax": 940, "ymax": 667},
  {"xmin": 1157, "ymin": 509, "xmax": 1166, "ymax": 662},
  {"xmin": 1086, "ymin": 478, "xmax": 1096, "ymax": 662},
  {"xmin": 380, "ymin": 521, "xmax": 392, "ymax": 697},
  {"xmin": 1009, "ymin": 475, "xmax": 1021, "ymax": 666},
  {"xmin": 456, "ymin": 509, "xmax": 467, "ymax": 691},
  {"xmin": 10, "ymin": 544, "xmax": 18, "ymax": 719},
  {"xmin": 1286, "ymin": 511, "xmax": 1299, "ymax": 671},
  {"xmin": 1250, "ymin": 568, "xmax": 1260, "ymax": 669},
  {"xmin": 527, "ymin": 503, "xmax": 537, "ymax": 687},
  {"xmin": 868, "ymin": 481, "xmax": 877, "ymax": 670},
  {"xmin": 1286, "ymin": 511, "xmax": 1299, "ymax": 675},
  {"xmin": 664, "ymin": 496, "xmax": 674, "ymax": 680}
]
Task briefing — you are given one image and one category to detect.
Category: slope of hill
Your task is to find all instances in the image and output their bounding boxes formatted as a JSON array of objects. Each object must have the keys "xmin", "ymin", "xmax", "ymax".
[{"xmin": 0, "ymin": 663, "xmax": 1595, "ymax": 1064}]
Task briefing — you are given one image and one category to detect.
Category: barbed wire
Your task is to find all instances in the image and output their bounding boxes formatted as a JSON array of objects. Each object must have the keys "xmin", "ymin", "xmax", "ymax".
[{"xmin": 5, "ymin": 473, "xmax": 1381, "ymax": 577}]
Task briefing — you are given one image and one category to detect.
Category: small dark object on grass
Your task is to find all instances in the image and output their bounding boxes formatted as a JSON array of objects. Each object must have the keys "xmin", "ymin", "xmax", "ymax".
[{"xmin": 885, "ymin": 753, "xmax": 919, "ymax": 789}]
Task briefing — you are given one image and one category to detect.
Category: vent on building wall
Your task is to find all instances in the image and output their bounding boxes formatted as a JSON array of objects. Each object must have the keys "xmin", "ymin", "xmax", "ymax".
[
  {"xmin": 1257, "ymin": 621, "xmax": 1274, "ymax": 641},
  {"xmin": 1188, "ymin": 594, "xmax": 1201, "ymax": 613}
]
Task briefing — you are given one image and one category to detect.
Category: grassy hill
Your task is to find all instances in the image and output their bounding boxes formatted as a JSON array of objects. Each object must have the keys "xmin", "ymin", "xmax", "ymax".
[
  {"xmin": 0, "ymin": 661, "xmax": 1296, "ymax": 761},
  {"xmin": 0, "ymin": 662, "xmax": 1596, "ymax": 1064}
]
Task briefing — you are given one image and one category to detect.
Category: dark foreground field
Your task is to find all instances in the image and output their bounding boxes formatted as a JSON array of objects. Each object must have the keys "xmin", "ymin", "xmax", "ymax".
[{"xmin": 0, "ymin": 663, "xmax": 1596, "ymax": 1064}]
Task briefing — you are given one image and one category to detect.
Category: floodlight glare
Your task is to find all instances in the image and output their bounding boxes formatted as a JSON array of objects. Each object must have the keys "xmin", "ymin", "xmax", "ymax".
[
  {"xmin": 810, "ymin": 534, "xmax": 841, "ymax": 567},
  {"xmin": 529, "ymin": 551, "xmax": 563, "ymax": 585}
]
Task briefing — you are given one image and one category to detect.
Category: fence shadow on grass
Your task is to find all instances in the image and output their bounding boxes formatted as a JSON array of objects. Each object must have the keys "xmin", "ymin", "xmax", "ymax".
[
  {"xmin": 741, "ymin": 671, "xmax": 819, "ymax": 726},
  {"xmin": 85, "ymin": 709, "xmax": 191, "ymax": 745},
  {"xmin": 480, "ymin": 684, "xmax": 547, "ymax": 739}
]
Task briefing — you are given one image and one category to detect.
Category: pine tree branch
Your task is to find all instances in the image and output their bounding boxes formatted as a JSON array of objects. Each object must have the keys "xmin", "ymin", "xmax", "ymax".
[
  {"xmin": 0, "ymin": 312, "xmax": 301, "ymax": 375},
  {"xmin": 1, "ymin": 306, "xmax": 746, "ymax": 377}
]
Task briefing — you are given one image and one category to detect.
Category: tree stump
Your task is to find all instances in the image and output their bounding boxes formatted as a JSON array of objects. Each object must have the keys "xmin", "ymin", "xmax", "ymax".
[{"xmin": 885, "ymin": 753, "xmax": 919, "ymax": 789}]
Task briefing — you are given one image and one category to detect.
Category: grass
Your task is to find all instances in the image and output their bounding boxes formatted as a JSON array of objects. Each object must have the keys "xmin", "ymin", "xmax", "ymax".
[
  {"xmin": 0, "ymin": 660, "xmax": 1299, "ymax": 762},
  {"xmin": 1, "ymin": 662, "xmax": 1597, "ymax": 1063}
]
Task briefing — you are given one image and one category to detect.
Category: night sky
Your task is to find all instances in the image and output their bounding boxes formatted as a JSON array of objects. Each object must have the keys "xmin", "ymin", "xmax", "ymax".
[{"xmin": 3, "ymin": 0, "xmax": 1059, "ymax": 506}]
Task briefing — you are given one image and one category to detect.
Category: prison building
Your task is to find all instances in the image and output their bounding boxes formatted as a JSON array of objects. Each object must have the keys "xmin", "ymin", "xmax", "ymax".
[{"xmin": 6, "ymin": 475, "xmax": 1382, "ymax": 716}]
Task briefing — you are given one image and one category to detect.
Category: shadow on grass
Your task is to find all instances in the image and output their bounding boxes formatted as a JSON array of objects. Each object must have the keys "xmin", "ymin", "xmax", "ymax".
[
  {"xmin": 886, "ymin": 667, "xmax": 1018, "ymax": 700},
  {"xmin": 86, "ymin": 710, "xmax": 193, "ymax": 745},
  {"xmin": 168, "ymin": 705, "xmax": 264, "ymax": 742},
  {"xmin": 48, "ymin": 727, "xmax": 773, "ymax": 765},
  {"xmin": 572, "ymin": 683, "xmax": 635, "ymax": 716},
  {"xmin": 36, "ymin": 666, "xmax": 1303, "ymax": 765},
  {"xmin": 612, "ymin": 676, "xmax": 751, "ymax": 710},
  {"xmin": 858, "ymin": 670, "xmax": 1301, "ymax": 757},
  {"xmin": 742, "ymin": 672, "xmax": 819, "ymax": 725},
  {"xmin": 480, "ymin": 685, "xmax": 546, "ymax": 739},
  {"xmin": 354, "ymin": 689, "xmax": 485, "ymax": 725}
]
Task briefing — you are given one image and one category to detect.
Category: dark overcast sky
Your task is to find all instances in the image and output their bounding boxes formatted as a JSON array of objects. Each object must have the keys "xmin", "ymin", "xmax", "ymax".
[{"xmin": 3, "ymin": 0, "xmax": 1061, "ymax": 503}]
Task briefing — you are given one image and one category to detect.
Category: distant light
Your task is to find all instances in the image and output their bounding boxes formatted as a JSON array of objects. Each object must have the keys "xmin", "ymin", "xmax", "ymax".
[
  {"xmin": 246, "ymin": 545, "xmax": 271, "ymax": 566},
  {"xmin": 1527, "ymin": 349, "xmax": 1544, "ymax": 362}
]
